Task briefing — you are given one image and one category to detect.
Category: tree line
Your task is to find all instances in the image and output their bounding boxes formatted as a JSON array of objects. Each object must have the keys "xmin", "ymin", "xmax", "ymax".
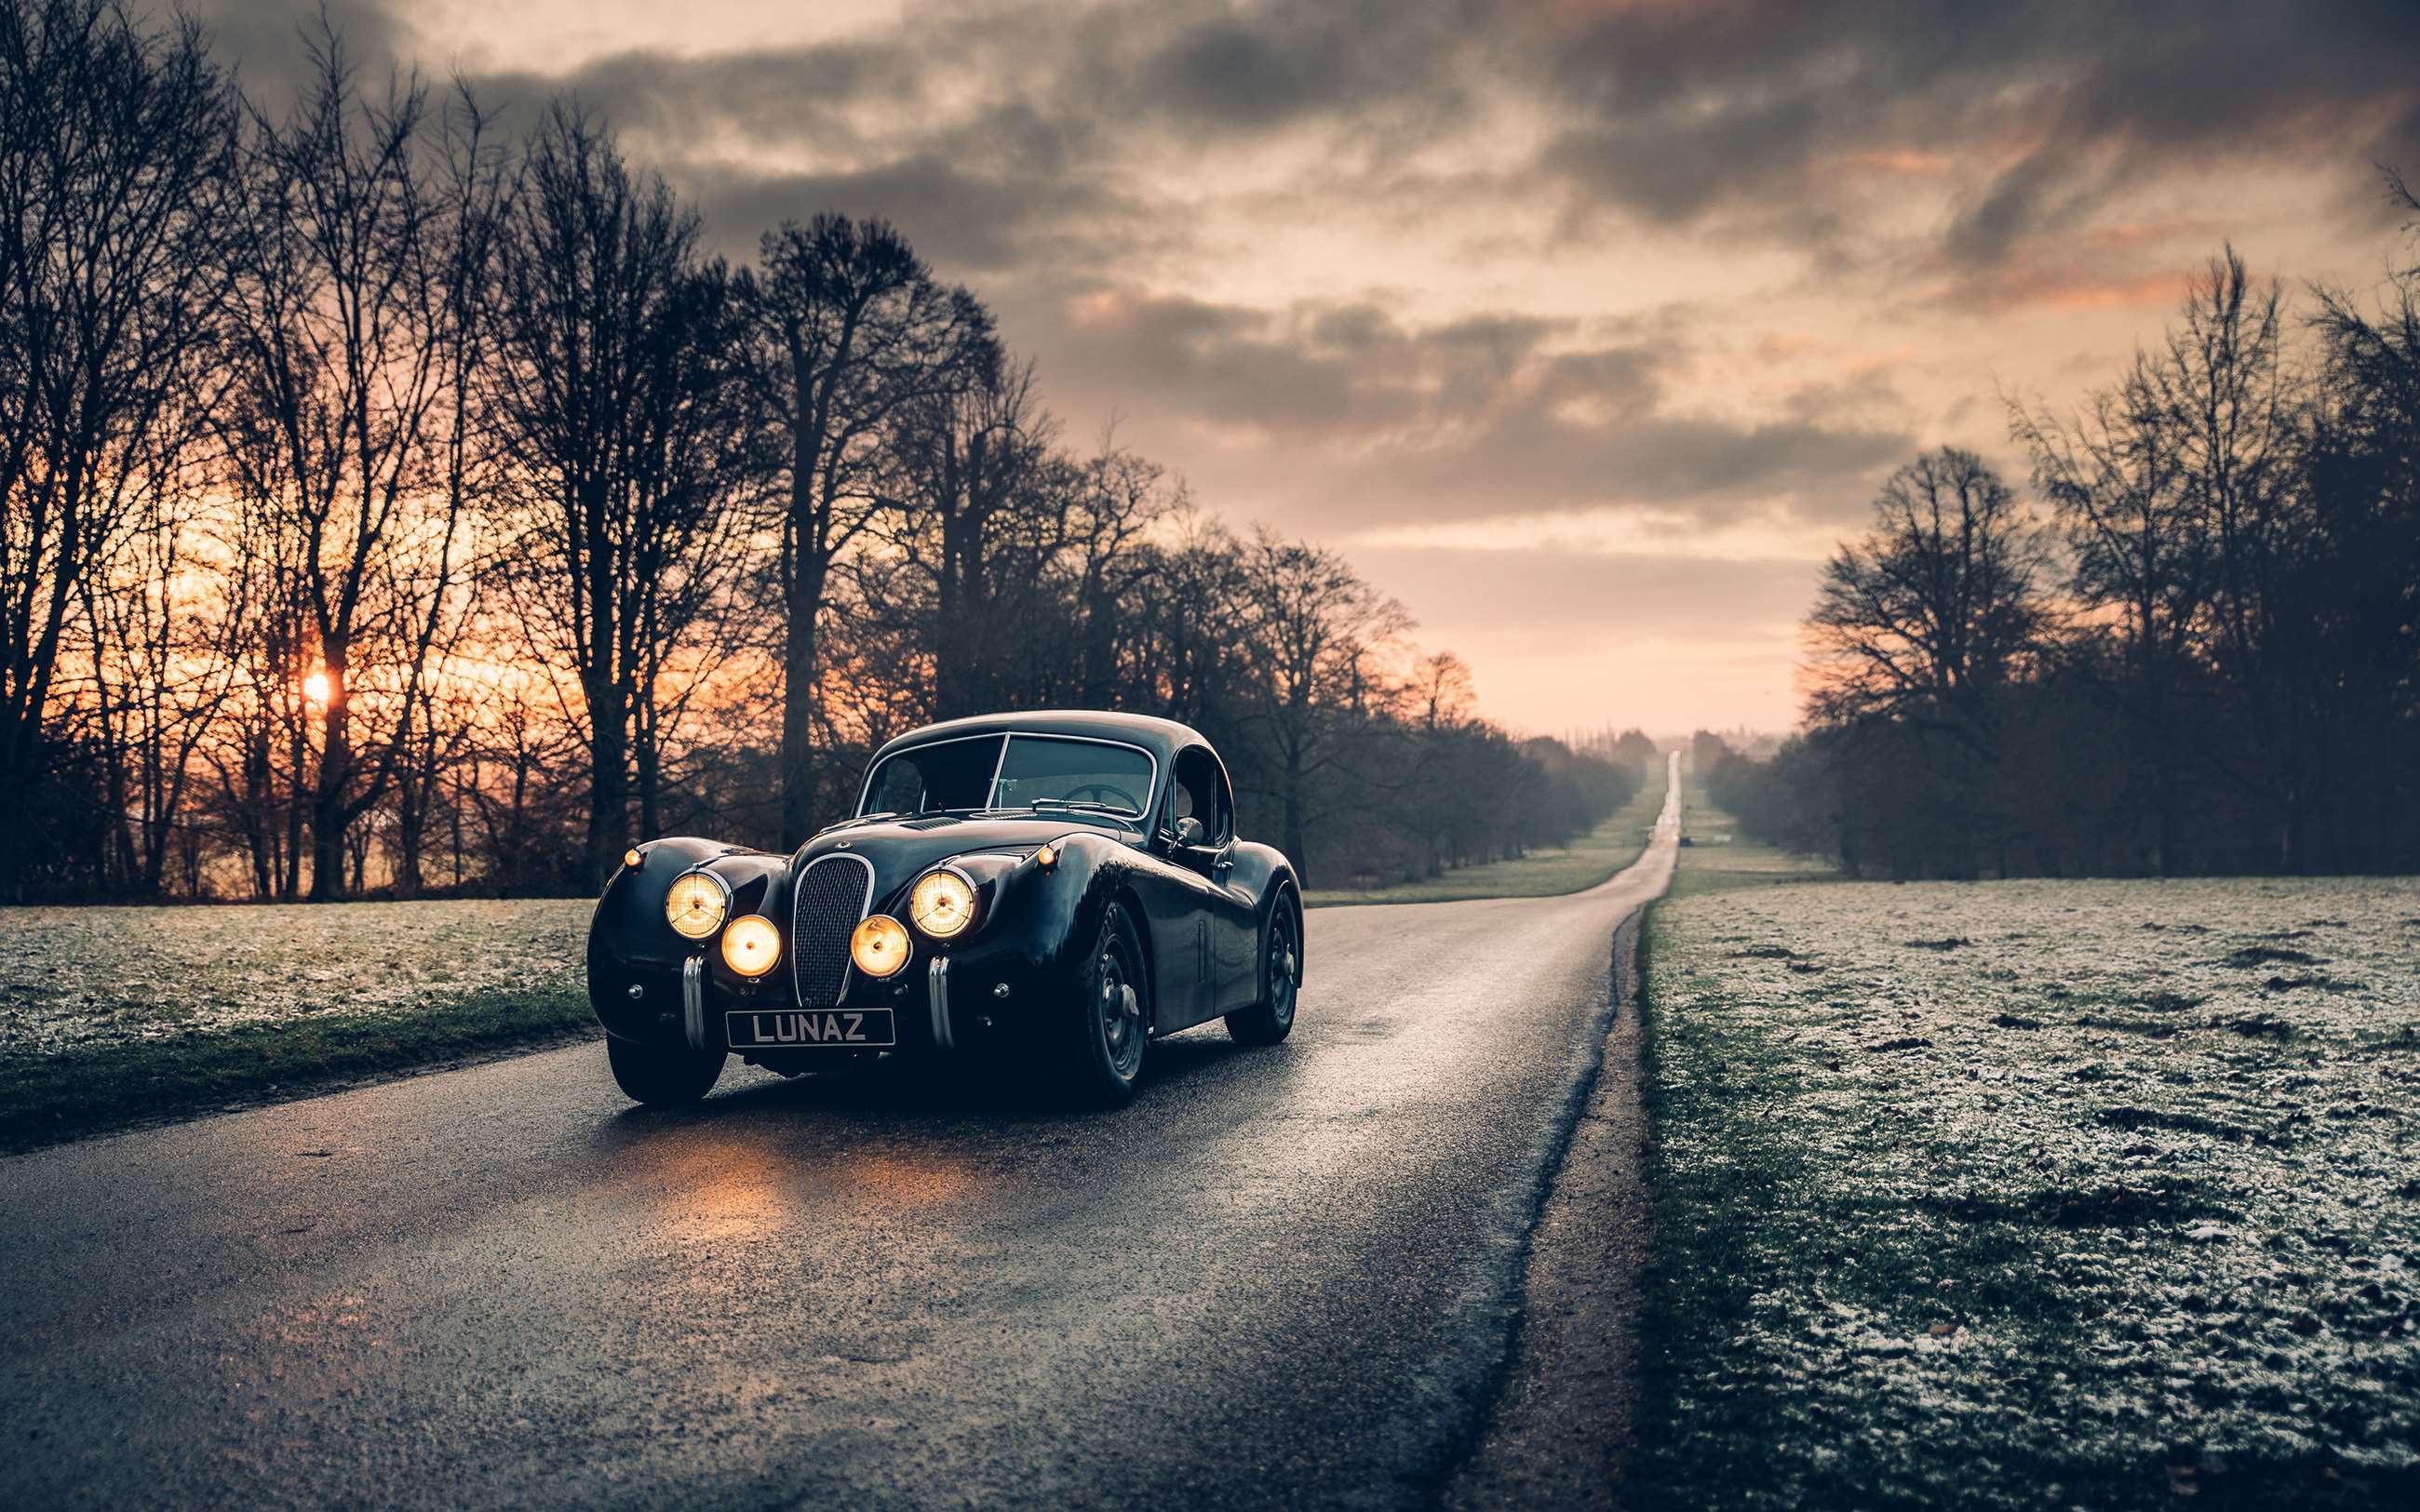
[
  {"xmin": 1706, "ymin": 197, "xmax": 2420, "ymax": 878},
  {"xmin": 0, "ymin": 1, "xmax": 1642, "ymax": 903}
]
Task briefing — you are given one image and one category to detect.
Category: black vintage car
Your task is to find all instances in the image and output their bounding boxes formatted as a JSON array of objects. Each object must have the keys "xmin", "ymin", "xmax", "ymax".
[{"xmin": 587, "ymin": 711, "xmax": 1304, "ymax": 1107}]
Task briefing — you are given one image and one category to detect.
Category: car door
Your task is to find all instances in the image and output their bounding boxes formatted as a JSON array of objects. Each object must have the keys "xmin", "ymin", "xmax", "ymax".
[
  {"xmin": 1131, "ymin": 841, "xmax": 1219, "ymax": 1031},
  {"xmin": 1170, "ymin": 745, "xmax": 1261, "ymax": 1013}
]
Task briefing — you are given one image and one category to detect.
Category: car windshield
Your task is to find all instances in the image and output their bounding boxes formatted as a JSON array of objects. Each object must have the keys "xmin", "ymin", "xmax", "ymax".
[{"xmin": 861, "ymin": 734, "xmax": 1155, "ymax": 821}]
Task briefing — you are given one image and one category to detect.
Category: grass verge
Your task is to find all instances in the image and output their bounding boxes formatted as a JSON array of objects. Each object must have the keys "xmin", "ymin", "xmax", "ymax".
[
  {"xmin": 0, "ymin": 986, "xmax": 597, "ymax": 1155},
  {"xmin": 1633, "ymin": 874, "xmax": 2420, "ymax": 1510},
  {"xmin": 1305, "ymin": 760, "xmax": 1670, "ymax": 907}
]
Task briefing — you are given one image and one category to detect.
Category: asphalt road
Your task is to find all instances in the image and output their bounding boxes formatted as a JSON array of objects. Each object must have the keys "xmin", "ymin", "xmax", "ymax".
[{"xmin": 1, "ymin": 762, "xmax": 1679, "ymax": 1511}]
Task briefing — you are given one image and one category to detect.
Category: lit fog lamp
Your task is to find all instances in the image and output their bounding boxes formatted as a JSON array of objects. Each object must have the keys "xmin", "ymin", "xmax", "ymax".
[
  {"xmin": 719, "ymin": 915, "xmax": 782, "ymax": 977},
  {"xmin": 909, "ymin": 869, "xmax": 976, "ymax": 939},
  {"xmin": 851, "ymin": 915, "xmax": 911, "ymax": 978},
  {"xmin": 665, "ymin": 872, "xmax": 729, "ymax": 940}
]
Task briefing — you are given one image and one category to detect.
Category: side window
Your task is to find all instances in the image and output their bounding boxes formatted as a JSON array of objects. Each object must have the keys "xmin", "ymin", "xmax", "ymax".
[{"xmin": 1171, "ymin": 747, "xmax": 1231, "ymax": 845}]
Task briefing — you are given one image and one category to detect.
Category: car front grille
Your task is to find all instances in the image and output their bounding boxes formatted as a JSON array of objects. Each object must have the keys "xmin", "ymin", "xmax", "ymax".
[{"xmin": 791, "ymin": 854, "xmax": 874, "ymax": 1007}]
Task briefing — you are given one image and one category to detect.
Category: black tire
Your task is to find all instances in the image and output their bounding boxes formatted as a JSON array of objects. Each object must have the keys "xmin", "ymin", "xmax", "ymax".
[
  {"xmin": 1056, "ymin": 901, "xmax": 1150, "ymax": 1107},
  {"xmin": 606, "ymin": 1035, "xmax": 726, "ymax": 1105},
  {"xmin": 1226, "ymin": 889, "xmax": 1300, "ymax": 1045}
]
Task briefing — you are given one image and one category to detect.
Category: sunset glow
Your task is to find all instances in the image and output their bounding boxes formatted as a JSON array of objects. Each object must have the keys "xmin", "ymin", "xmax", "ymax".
[{"xmin": 184, "ymin": 0, "xmax": 2418, "ymax": 733}]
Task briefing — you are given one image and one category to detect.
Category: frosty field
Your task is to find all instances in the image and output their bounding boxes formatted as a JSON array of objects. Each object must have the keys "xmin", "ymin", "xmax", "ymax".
[
  {"xmin": 0, "ymin": 899, "xmax": 598, "ymax": 1150},
  {"xmin": 1637, "ymin": 875, "xmax": 2420, "ymax": 1509},
  {"xmin": 0, "ymin": 898, "xmax": 596, "ymax": 1056}
]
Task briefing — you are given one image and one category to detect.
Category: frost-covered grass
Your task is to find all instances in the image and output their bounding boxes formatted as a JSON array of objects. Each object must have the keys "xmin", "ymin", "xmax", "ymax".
[
  {"xmin": 0, "ymin": 899, "xmax": 597, "ymax": 1151},
  {"xmin": 1304, "ymin": 760, "xmax": 1669, "ymax": 906},
  {"xmin": 0, "ymin": 898, "xmax": 593, "ymax": 1055},
  {"xmin": 1637, "ymin": 876, "xmax": 2420, "ymax": 1510}
]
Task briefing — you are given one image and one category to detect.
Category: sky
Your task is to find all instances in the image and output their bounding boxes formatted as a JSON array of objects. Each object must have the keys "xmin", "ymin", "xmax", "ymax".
[{"xmin": 191, "ymin": 0, "xmax": 2420, "ymax": 737}]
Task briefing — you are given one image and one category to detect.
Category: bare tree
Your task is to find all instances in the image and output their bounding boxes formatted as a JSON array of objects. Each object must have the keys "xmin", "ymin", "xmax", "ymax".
[
  {"xmin": 219, "ymin": 33, "xmax": 483, "ymax": 898},
  {"xmin": 1805, "ymin": 447, "xmax": 2050, "ymax": 753},
  {"xmin": 2011, "ymin": 359, "xmax": 2205, "ymax": 872},
  {"xmin": 491, "ymin": 104, "xmax": 748, "ymax": 884},
  {"xmin": 740, "ymin": 215, "xmax": 996, "ymax": 845},
  {"xmin": 1067, "ymin": 432, "xmax": 1185, "ymax": 705},
  {"xmin": 0, "ymin": 0, "xmax": 235, "ymax": 896},
  {"xmin": 74, "ymin": 385, "xmax": 256, "ymax": 892},
  {"xmin": 1234, "ymin": 530, "xmax": 1410, "ymax": 879},
  {"xmin": 2151, "ymin": 249, "xmax": 2313, "ymax": 867},
  {"xmin": 887, "ymin": 357, "xmax": 1057, "ymax": 719}
]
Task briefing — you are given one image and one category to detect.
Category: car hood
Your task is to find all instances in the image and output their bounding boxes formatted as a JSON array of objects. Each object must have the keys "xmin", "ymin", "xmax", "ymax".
[{"xmin": 793, "ymin": 813, "xmax": 1137, "ymax": 898}]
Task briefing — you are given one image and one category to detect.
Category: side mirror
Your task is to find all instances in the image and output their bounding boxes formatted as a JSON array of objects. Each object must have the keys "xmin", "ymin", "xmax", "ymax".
[{"xmin": 1174, "ymin": 815, "xmax": 1207, "ymax": 849}]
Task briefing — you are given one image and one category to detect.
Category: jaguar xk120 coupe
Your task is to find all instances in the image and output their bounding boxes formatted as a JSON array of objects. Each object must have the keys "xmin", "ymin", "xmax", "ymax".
[{"xmin": 586, "ymin": 711, "xmax": 1303, "ymax": 1107}]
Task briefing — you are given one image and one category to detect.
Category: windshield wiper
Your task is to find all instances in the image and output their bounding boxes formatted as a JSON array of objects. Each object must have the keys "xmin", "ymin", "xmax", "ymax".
[{"xmin": 1028, "ymin": 798, "xmax": 1142, "ymax": 822}]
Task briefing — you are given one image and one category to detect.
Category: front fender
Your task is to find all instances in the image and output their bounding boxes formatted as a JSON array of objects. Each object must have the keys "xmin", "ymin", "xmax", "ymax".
[
  {"xmin": 587, "ymin": 837, "xmax": 787, "ymax": 1043},
  {"xmin": 886, "ymin": 831, "xmax": 1145, "ymax": 1041}
]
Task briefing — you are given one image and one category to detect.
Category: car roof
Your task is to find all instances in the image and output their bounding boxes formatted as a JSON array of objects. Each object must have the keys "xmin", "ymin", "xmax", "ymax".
[{"xmin": 866, "ymin": 709, "xmax": 1211, "ymax": 769}]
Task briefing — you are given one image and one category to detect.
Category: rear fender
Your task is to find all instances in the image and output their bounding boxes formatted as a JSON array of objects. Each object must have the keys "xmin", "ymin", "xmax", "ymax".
[{"xmin": 1225, "ymin": 841, "xmax": 1303, "ymax": 984}]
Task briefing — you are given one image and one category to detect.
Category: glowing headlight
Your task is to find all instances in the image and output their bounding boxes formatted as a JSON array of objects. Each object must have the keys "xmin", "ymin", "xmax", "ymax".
[
  {"xmin": 909, "ymin": 869, "xmax": 977, "ymax": 938},
  {"xmin": 720, "ymin": 915, "xmax": 781, "ymax": 977},
  {"xmin": 665, "ymin": 872, "xmax": 728, "ymax": 940},
  {"xmin": 851, "ymin": 914, "xmax": 910, "ymax": 978}
]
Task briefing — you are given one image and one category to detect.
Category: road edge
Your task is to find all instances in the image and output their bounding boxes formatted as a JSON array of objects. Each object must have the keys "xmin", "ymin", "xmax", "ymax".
[{"xmin": 1434, "ymin": 904, "xmax": 1653, "ymax": 1510}]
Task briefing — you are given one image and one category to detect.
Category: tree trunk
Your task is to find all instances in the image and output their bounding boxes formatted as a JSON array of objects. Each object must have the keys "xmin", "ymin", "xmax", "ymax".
[
  {"xmin": 1283, "ymin": 742, "xmax": 1309, "ymax": 887},
  {"xmin": 636, "ymin": 708, "xmax": 661, "ymax": 843},
  {"xmin": 308, "ymin": 653, "xmax": 351, "ymax": 902},
  {"xmin": 588, "ymin": 672, "xmax": 629, "ymax": 890},
  {"xmin": 780, "ymin": 551, "xmax": 827, "ymax": 849},
  {"xmin": 395, "ymin": 759, "xmax": 426, "ymax": 895}
]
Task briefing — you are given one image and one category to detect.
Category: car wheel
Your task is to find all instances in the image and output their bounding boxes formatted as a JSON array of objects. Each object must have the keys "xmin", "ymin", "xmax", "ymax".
[
  {"xmin": 1059, "ymin": 901, "xmax": 1150, "ymax": 1107},
  {"xmin": 1225, "ymin": 889, "xmax": 1299, "ymax": 1046},
  {"xmin": 606, "ymin": 1035, "xmax": 726, "ymax": 1105}
]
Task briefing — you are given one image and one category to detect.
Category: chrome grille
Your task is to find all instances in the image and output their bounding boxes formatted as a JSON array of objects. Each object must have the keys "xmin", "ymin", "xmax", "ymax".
[{"xmin": 790, "ymin": 854, "xmax": 874, "ymax": 1007}]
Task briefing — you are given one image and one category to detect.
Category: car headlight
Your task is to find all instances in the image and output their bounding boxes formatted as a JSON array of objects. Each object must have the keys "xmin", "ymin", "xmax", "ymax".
[
  {"xmin": 665, "ymin": 872, "xmax": 728, "ymax": 940},
  {"xmin": 720, "ymin": 915, "xmax": 781, "ymax": 977},
  {"xmin": 851, "ymin": 914, "xmax": 911, "ymax": 978},
  {"xmin": 909, "ymin": 869, "xmax": 977, "ymax": 939}
]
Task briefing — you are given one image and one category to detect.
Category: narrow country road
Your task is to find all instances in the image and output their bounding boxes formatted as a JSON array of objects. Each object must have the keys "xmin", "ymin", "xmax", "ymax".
[{"xmin": 0, "ymin": 760, "xmax": 1679, "ymax": 1510}]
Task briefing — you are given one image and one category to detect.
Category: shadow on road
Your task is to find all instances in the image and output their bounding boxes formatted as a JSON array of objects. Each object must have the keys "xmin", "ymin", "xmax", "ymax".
[{"xmin": 590, "ymin": 1027, "xmax": 1286, "ymax": 1150}]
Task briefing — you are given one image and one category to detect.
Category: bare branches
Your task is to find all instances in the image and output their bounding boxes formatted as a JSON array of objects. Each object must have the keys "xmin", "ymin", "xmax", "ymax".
[
  {"xmin": 490, "ymin": 103, "xmax": 751, "ymax": 883},
  {"xmin": 0, "ymin": 0, "xmax": 235, "ymax": 895},
  {"xmin": 1804, "ymin": 447, "xmax": 2050, "ymax": 755},
  {"xmin": 0, "ymin": 7, "xmax": 1646, "ymax": 901},
  {"xmin": 741, "ymin": 213, "xmax": 998, "ymax": 845}
]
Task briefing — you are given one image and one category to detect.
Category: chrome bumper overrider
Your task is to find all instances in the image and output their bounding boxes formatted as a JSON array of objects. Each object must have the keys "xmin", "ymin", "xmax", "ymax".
[
  {"xmin": 683, "ymin": 957, "xmax": 706, "ymax": 1050},
  {"xmin": 928, "ymin": 954, "xmax": 955, "ymax": 1051}
]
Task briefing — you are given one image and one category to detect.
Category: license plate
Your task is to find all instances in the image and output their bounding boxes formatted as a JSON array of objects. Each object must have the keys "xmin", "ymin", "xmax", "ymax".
[{"xmin": 726, "ymin": 1008, "xmax": 896, "ymax": 1049}]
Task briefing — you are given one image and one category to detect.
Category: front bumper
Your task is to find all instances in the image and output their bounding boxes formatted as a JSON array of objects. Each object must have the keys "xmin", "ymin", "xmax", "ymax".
[{"xmin": 593, "ymin": 930, "xmax": 1055, "ymax": 1061}]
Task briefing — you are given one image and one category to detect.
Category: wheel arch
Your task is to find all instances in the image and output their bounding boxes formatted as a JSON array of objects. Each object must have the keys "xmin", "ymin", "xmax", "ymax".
[
  {"xmin": 1109, "ymin": 878, "xmax": 1160, "ymax": 1027},
  {"xmin": 1267, "ymin": 870, "xmax": 1305, "ymax": 987}
]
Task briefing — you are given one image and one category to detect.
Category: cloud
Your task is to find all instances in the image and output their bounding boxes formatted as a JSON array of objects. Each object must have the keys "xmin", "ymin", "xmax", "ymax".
[
  {"xmin": 333, "ymin": 0, "xmax": 2418, "ymax": 298},
  {"xmin": 1351, "ymin": 545, "xmax": 1822, "ymax": 639},
  {"xmin": 1035, "ymin": 287, "xmax": 1913, "ymax": 530},
  {"xmin": 177, "ymin": 0, "xmax": 410, "ymax": 113},
  {"xmin": 176, "ymin": 0, "xmax": 2420, "ymax": 731}
]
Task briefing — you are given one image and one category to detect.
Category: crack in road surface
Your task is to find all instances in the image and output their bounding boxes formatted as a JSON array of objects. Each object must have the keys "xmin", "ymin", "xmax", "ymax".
[{"xmin": 0, "ymin": 761, "xmax": 1680, "ymax": 1510}]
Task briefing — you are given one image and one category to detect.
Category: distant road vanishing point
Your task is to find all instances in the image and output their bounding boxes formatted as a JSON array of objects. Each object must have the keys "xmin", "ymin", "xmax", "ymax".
[{"xmin": 0, "ymin": 761, "xmax": 1682, "ymax": 1510}]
